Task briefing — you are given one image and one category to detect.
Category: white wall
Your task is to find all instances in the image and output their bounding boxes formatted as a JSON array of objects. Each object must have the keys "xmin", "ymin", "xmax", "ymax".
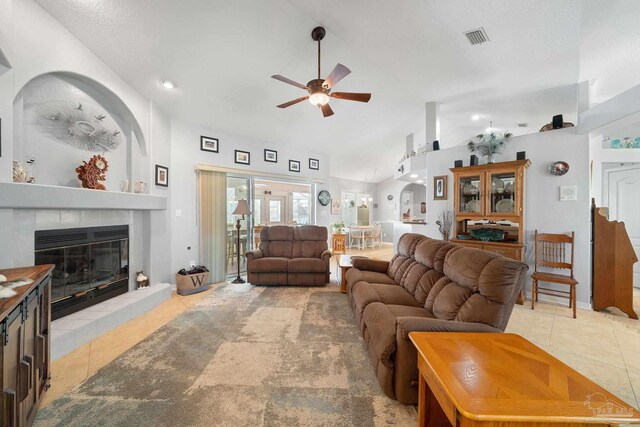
[
  {"xmin": 328, "ymin": 176, "xmax": 373, "ymax": 226},
  {"xmin": 374, "ymin": 176, "xmax": 407, "ymax": 223},
  {"xmin": 0, "ymin": 0, "xmax": 152, "ymax": 182},
  {"xmin": 426, "ymin": 128, "xmax": 591, "ymax": 306},
  {"xmin": 170, "ymin": 119, "xmax": 329, "ymax": 272},
  {"xmin": 0, "ymin": 1, "xmax": 173, "ymax": 284},
  {"xmin": 580, "ymin": 0, "xmax": 640, "ymax": 104}
]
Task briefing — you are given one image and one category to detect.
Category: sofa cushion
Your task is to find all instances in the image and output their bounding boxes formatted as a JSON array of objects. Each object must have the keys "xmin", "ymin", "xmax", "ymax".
[
  {"xmin": 361, "ymin": 271, "xmax": 395, "ymax": 285},
  {"xmin": 259, "ymin": 226, "xmax": 294, "ymax": 258},
  {"xmin": 249, "ymin": 257, "xmax": 289, "ymax": 273},
  {"xmin": 415, "ymin": 269, "xmax": 446, "ymax": 305},
  {"xmin": 424, "ymin": 246, "xmax": 527, "ymax": 329},
  {"xmin": 351, "ymin": 283, "xmax": 422, "ymax": 330},
  {"xmin": 399, "ymin": 263, "xmax": 427, "ymax": 296},
  {"xmin": 291, "ymin": 226, "xmax": 328, "ymax": 258},
  {"xmin": 288, "ymin": 258, "xmax": 327, "ymax": 273}
]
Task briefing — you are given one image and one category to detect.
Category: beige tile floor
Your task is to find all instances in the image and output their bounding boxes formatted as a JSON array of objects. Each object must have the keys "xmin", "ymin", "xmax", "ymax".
[{"xmin": 42, "ymin": 243, "xmax": 640, "ymax": 415}]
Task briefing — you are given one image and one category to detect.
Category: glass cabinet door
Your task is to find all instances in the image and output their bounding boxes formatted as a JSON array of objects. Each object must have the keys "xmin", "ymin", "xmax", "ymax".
[
  {"xmin": 487, "ymin": 171, "xmax": 516, "ymax": 215},
  {"xmin": 458, "ymin": 175, "xmax": 482, "ymax": 214}
]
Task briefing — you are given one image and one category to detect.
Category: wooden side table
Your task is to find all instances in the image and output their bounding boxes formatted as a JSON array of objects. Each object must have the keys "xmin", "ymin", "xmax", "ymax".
[
  {"xmin": 336, "ymin": 255, "xmax": 352, "ymax": 293},
  {"xmin": 332, "ymin": 233, "xmax": 346, "ymax": 254},
  {"xmin": 409, "ymin": 332, "xmax": 640, "ymax": 427}
]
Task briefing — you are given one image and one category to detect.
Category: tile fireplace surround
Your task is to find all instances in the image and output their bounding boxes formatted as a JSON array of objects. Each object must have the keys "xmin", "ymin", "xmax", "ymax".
[{"xmin": 0, "ymin": 182, "xmax": 171, "ymax": 359}]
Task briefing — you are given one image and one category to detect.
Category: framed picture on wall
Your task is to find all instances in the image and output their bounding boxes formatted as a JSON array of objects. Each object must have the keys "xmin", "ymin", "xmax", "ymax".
[
  {"xmin": 309, "ymin": 158, "xmax": 319, "ymax": 170},
  {"xmin": 200, "ymin": 136, "xmax": 219, "ymax": 152},
  {"xmin": 155, "ymin": 164, "xmax": 169, "ymax": 187},
  {"xmin": 289, "ymin": 160, "xmax": 300, "ymax": 172},
  {"xmin": 330, "ymin": 198, "xmax": 341, "ymax": 215},
  {"xmin": 264, "ymin": 149, "xmax": 277, "ymax": 163},
  {"xmin": 433, "ymin": 175, "xmax": 448, "ymax": 200},
  {"xmin": 235, "ymin": 150, "xmax": 250, "ymax": 165}
]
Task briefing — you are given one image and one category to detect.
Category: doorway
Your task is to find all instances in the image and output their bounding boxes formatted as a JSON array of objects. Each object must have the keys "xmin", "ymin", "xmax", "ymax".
[
  {"xmin": 253, "ymin": 179, "xmax": 313, "ymax": 226},
  {"xmin": 603, "ymin": 163, "xmax": 640, "ymax": 287}
]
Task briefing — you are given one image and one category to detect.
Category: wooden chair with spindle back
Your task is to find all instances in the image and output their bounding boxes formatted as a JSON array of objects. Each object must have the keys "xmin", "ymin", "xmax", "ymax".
[{"xmin": 531, "ymin": 230, "xmax": 578, "ymax": 318}]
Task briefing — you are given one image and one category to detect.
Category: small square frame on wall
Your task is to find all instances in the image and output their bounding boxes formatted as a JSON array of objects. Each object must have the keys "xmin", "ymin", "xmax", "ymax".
[
  {"xmin": 235, "ymin": 150, "xmax": 250, "ymax": 165},
  {"xmin": 155, "ymin": 165, "xmax": 169, "ymax": 187},
  {"xmin": 433, "ymin": 175, "xmax": 448, "ymax": 200},
  {"xmin": 289, "ymin": 160, "xmax": 300, "ymax": 172},
  {"xmin": 264, "ymin": 149, "xmax": 277, "ymax": 163},
  {"xmin": 200, "ymin": 136, "xmax": 219, "ymax": 153},
  {"xmin": 309, "ymin": 158, "xmax": 319, "ymax": 170}
]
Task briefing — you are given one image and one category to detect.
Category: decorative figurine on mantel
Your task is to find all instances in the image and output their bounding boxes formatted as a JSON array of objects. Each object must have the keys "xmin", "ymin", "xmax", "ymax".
[{"xmin": 76, "ymin": 154, "xmax": 109, "ymax": 190}]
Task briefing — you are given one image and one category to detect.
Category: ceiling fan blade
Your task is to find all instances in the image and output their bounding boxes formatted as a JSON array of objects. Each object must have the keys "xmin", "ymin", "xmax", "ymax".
[
  {"xmin": 330, "ymin": 92, "xmax": 371, "ymax": 103},
  {"xmin": 320, "ymin": 103, "xmax": 334, "ymax": 117},
  {"xmin": 271, "ymin": 74, "xmax": 308, "ymax": 90},
  {"xmin": 323, "ymin": 63, "xmax": 351, "ymax": 89},
  {"xmin": 277, "ymin": 96, "xmax": 309, "ymax": 108}
]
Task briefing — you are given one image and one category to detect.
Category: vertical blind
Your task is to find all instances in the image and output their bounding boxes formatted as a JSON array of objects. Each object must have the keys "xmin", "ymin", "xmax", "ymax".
[{"xmin": 198, "ymin": 170, "xmax": 227, "ymax": 283}]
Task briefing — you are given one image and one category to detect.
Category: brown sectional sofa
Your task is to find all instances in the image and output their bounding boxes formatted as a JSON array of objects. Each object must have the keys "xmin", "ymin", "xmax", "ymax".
[
  {"xmin": 346, "ymin": 233, "xmax": 528, "ymax": 404},
  {"xmin": 246, "ymin": 225, "xmax": 331, "ymax": 286}
]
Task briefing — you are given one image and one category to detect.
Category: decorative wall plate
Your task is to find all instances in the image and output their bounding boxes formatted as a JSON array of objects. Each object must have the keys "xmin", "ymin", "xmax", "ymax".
[
  {"xmin": 318, "ymin": 190, "xmax": 331, "ymax": 206},
  {"xmin": 549, "ymin": 161, "xmax": 569, "ymax": 176},
  {"xmin": 465, "ymin": 199, "xmax": 480, "ymax": 212}
]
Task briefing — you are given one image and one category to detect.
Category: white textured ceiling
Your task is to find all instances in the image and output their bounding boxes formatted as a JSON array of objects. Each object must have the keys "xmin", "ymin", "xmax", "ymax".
[{"xmin": 35, "ymin": 0, "xmax": 582, "ymax": 182}]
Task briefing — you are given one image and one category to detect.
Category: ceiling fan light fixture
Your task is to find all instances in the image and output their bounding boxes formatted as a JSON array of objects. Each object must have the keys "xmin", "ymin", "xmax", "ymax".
[{"xmin": 309, "ymin": 91, "xmax": 329, "ymax": 106}]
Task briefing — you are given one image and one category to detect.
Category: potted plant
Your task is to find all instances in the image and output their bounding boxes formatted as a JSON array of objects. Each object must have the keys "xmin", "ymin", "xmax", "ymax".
[
  {"xmin": 467, "ymin": 125, "xmax": 512, "ymax": 164},
  {"xmin": 331, "ymin": 221, "xmax": 346, "ymax": 234}
]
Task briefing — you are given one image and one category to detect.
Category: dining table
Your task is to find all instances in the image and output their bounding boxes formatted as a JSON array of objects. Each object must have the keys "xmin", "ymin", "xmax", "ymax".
[{"xmin": 347, "ymin": 225, "xmax": 375, "ymax": 250}]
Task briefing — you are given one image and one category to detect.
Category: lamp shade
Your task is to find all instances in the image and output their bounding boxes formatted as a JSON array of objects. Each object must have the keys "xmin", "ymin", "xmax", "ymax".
[{"xmin": 232, "ymin": 199, "xmax": 252, "ymax": 216}]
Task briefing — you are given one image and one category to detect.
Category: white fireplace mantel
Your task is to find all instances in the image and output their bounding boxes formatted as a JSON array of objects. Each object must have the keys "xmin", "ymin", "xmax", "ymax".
[{"xmin": 0, "ymin": 182, "xmax": 167, "ymax": 210}]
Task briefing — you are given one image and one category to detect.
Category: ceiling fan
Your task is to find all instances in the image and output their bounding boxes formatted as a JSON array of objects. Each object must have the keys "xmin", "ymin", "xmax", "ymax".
[{"xmin": 271, "ymin": 26, "xmax": 371, "ymax": 117}]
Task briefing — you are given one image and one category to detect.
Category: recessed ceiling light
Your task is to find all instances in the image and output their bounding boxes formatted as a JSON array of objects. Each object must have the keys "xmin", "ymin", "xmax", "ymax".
[
  {"xmin": 159, "ymin": 80, "xmax": 176, "ymax": 89},
  {"xmin": 416, "ymin": 179, "xmax": 424, "ymax": 183},
  {"xmin": 410, "ymin": 173, "xmax": 419, "ymax": 178},
  {"xmin": 471, "ymin": 114, "xmax": 480, "ymax": 121},
  {"xmin": 517, "ymin": 123, "xmax": 528, "ymax": 128}
]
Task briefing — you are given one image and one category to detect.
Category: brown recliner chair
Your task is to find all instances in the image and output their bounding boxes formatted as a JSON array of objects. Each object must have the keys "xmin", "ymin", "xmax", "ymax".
[
  {"xmin": 346, "ymin": 233, "xmax": 528, "ymax": 404},
  {"xmin": 246, "ymin": 225, "xmax": 331, "ymax": 286}
]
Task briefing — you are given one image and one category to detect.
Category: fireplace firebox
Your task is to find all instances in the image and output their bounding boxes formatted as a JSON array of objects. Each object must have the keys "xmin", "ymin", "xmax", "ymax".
[{"xmin": 35, "ymin": 225, "xmax": 129, "ymax": 320}]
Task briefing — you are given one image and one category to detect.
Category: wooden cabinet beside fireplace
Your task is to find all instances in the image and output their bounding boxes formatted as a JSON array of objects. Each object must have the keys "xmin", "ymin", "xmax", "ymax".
[{"xmin": 0, "ymin": 265, "xmax": 53, "ymax": 427}]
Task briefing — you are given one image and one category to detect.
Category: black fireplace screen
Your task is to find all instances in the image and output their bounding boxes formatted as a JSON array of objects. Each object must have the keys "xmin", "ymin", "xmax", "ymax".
[{"xmin": 34, "ymin": 226, "xmax": 129, "ymax": 310}]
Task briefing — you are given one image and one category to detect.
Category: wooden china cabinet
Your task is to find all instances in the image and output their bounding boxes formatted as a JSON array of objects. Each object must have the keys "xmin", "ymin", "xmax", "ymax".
[{"xmin": 450, "ymin": 160, "xmax": 530, "ymax": 303}]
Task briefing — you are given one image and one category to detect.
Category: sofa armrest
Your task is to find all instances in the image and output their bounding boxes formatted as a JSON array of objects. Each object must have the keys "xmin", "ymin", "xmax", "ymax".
[
  {"xmin": 246, "ymin": 249, "xmax": 263, "ymax": 264},
  {"xmin": 320, "ymin": 249, "xmax": 332, "ymax": 263},
  {"xmin": 352, "ymin": 258, "xmax": 389, "ymax": 273},
  {"xmin": 396, "ymin": 317, "xmax": 502, "ymax": 340}
]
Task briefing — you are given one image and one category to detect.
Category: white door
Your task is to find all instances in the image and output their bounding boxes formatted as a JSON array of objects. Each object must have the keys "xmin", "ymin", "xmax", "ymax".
[
  {"xmin": 265, "ymin": 196, "xmax": 286, "ymax": 225},
  {"xmin": 607, "ymin": 165, "xmax": 640, "ymax": 288}
]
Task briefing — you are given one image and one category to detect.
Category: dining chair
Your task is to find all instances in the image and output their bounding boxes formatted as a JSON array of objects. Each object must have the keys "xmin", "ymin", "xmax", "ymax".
[
  {"xmin": 531, "ymin": 230, "xmax": 578, "ymax": 318},
  {"xmin": 349, "ymin": 226, "xmax": 364, "ymax": 250},
  {"xmin": 365, "ymin": 223, "xmax": 382, "ymax": 249}
]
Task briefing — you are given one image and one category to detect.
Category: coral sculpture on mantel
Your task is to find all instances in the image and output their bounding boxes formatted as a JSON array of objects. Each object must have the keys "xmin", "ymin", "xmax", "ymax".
[{"xmin": 76, "ymin": 155, "xmax": 109, "ymax": 190}]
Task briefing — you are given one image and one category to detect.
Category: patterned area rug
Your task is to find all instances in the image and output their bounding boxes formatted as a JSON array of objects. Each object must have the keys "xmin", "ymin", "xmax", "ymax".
[{"xmin": 36, "ymin": 284, "xmax": 417, "ymax": 426}]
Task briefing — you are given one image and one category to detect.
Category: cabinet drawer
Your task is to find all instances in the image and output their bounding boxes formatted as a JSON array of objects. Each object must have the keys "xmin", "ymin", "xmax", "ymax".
[{"xmin": 483, "ymin": 245, "xmax": 520, "ymax": 260}]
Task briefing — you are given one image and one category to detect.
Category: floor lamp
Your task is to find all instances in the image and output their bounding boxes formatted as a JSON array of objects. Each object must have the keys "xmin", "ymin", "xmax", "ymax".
[{"xmin": 231, "ymin": 199, "xmax": 252, "ymax": 284}]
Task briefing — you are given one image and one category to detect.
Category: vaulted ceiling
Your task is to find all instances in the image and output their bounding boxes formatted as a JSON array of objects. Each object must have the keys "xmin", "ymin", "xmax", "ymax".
[{"xmin": 36, "ymin": 0, "xmax": 582, "ymax": 181}]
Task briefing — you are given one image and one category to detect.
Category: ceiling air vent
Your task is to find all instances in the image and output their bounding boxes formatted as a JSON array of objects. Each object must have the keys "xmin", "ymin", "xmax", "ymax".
[{"xmin": 464, "ymin": 28, "xmax": 489, "ymax": 46}]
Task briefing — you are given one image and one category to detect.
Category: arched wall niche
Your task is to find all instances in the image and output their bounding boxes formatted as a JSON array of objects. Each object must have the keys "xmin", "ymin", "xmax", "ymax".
[
  {"xmin": 12, "ymin": 71, "xmax": 147, "ymax": 190},
  {"xmin": 399, "ymin": 183, "xmax": 427, "ymax": 221}
]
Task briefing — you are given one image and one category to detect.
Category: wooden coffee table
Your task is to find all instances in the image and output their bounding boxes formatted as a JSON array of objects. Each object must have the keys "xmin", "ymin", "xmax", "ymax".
[
  {"xmin": 409, "ymin": 332, "xmax": 640, "ymax": 427},
  {"xmin": 336, "ymin": 255, "xmax": 368, "ymax": 293}
]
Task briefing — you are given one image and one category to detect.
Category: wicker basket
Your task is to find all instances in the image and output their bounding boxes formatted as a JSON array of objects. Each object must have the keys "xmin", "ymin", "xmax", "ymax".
[{"xmin": 176, "ymin": 272, "xmax": 209, "ymax": 296}]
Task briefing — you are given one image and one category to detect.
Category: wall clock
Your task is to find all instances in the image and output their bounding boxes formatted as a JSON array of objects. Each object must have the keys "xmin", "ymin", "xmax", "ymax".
[
  {"xmin": 318, "ymin": 190, "xmax": 331, "ymax": 206},
  {"xmin": 387, "ymin": 194, "xmax": 393, "ymax": 201}
]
